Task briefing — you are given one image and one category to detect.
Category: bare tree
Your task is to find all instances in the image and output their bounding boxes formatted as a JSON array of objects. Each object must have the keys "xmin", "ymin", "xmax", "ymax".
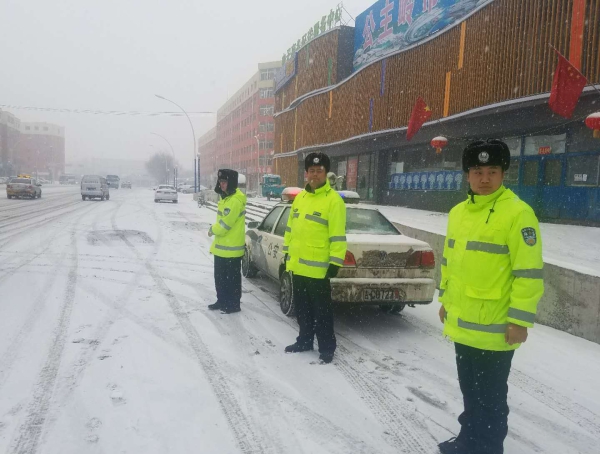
[{"xmin": 145, "ymin": 152, "xmax": 176, "ymax": 184}]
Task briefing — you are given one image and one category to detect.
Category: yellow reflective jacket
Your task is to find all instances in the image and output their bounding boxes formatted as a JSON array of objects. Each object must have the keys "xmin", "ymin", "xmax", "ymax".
[
  {"xmin": 210, "ymin": 188, "xmax": 247, "ymax": 258},
  {"xmin": 283, "ymin": 181, "xmax": 347, "ymax": 278},
  {"xmin": 440, "ymin": 186, "xmax": 544, "ymax": 351}
]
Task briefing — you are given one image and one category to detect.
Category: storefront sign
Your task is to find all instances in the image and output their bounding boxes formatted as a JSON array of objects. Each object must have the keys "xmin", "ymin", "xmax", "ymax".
[
  {"xmin": 281, "ymin": 5, "xmax": 343, "ymax": 66},
  {"xmin": 574, "ymin": 173, "xmax": 588, "ymax": 182},
  {"xmin": 389, "ymin": 170, "xmax": 463, "ymax": 191},
  {"xmin": 538, "ymin": 146, "xmax": 552, "ymax": 155},
  {"xmin": 275, "ymin": 53, "xmax": 298, "ymax": 93},
  {"xmin": 346, "ymin": 157, "xmax": 359, "ymax": 190},
  {"xmin": 353, "ymin": 0, "xmax": 494, "ymax": 72}
]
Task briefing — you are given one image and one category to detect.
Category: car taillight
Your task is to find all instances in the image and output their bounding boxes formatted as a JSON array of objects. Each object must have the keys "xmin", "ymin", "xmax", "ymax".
[
  {"xmin": 343, "ymin": 251, "xmax": 356, "ymax": 267},
  {"xmin": 406, "ymin": 251, "xmax": 436, "ymax": 268}
]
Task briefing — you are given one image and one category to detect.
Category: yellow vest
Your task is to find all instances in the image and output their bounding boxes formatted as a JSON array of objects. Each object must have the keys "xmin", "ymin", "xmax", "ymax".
[
  {"xmin": 440, "ymin": 186, "xmax": 544, "ymax": 351},
  {"xmin": 210, "ymin": 189, "xmax": 247, "ymax": 258},
  {"xmin": 283, "ymin": 181, "xmax": 347, "ymax": 278}
]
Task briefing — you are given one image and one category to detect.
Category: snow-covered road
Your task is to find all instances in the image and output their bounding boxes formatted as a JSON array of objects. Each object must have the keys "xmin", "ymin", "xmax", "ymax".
[{"xmin": 0, "ymin": 187, "xmax": 599, "ymax": 454}]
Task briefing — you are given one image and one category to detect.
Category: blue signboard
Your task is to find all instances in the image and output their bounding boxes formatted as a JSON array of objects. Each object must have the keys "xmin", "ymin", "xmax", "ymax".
[
  {"xmin": 353, "ymin": 0, "xmax": 494, "ymax": 72},
  {"xmin": 275, "ymin": 52, "xmax": 298, "ymax": 93},
  {"xmin": 390, "ymin": 171, "xmax": 463, "ymax": 191}
]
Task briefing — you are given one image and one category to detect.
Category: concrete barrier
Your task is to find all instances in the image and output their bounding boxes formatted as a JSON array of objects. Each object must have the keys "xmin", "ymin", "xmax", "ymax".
[{"xmin": 394, "ymin": 222, "xmax": 600, "ymax": 345}]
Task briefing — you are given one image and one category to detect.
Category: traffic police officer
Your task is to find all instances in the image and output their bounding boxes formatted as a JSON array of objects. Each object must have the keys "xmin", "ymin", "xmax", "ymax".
[
  {"xmin": 208, "ymin": 169, "xmax": 247, "ymax": 314},
  {"xmin": 438, "ymin": 140, "xmax": 544, "ymax": 454},
  {"xmin": 283, "ymin": 152, "xmax": 347, "ymax": 364}
]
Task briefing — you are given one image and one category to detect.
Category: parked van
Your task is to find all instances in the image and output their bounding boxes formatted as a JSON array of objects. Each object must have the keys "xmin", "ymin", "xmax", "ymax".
[{"xmin": 81, "ymin": 175, "xmax": 110, "ymax": 201}]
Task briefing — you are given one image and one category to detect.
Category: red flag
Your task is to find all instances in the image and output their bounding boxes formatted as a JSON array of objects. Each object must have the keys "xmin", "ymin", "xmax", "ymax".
[
  {"xmin": 548, "ymin": 49, "xmax": 588, "ymax": 119},
  {"xmin": 406, "ymin": 97, "xmax": 432, "ymax": 141}
]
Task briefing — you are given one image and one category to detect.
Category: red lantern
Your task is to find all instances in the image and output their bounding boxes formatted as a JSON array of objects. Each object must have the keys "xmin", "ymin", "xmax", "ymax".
[
  {"xmin": 585, "ymin": 113, "xmax": 600, "ymax": 139},
  {"xmin": 431, "ymin": 136, "xmax": 448, "ymax": 154}
]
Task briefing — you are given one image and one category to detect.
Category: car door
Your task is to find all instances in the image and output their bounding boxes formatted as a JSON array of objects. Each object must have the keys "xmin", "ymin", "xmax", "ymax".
[
  {"xmin": 266, "ymin": 206, "xmax": 291, "ymax": 278},
  {"xmin": 252, "ymin": 205, "xmax": 284, "ymax": 275}
]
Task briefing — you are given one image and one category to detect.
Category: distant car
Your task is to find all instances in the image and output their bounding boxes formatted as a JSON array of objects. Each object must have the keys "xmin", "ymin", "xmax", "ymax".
[
  {"xmin": 81, "ymin": 175, "xmax": 110, "ymax": 201},
  {"xmin": 106, "ymin": 175, "xmax": 120, "ymax": 189},
  {"xmin": 242, "ymin": 188, "xmax": 436, "ymax": 316},
  {"xmin": 155, "ymin": 185, "xmax": 178, "ymax": 203},
  {"xmin": 6, "ymin": 176, "xmax": 42, "ymax": 199},
  {"xmin": 178, "ymin": 184, "xmax": 195, "ymax": 193},
  {"xmin": 121, "ymin": 181, "xmax": 132, "ymax": 189}
]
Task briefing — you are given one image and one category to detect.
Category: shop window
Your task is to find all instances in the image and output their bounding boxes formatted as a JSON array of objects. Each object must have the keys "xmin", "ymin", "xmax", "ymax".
[
  {"xmin": 504, "ymin": 159, "xmax": 520, "ymax": 185},
  {"xmin": 523, "ymin": 161, "xmax": 539, "ymax": 186},
  {"xmin": 568, "ymin": 123, "xmax": 600, "ymax": 153},
  {"xmin": 524, "ymin": 133, "xmax": 566, "ymax": 156},
  {"xmin": 567, "ymin": 155, "xmax": 600, "ymax": 186},
  {"xmin": 504, "ymin": 137, "xmax": 522, "ymax": 157},
  {"xmin": 543, "ymin": 160, "xmax": 562, "ymax": 186}
]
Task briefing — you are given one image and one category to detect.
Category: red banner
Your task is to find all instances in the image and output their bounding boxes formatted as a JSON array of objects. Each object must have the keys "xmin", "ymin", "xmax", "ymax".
[{"xmin": 346, "ymin": 157, "xmax": 358, "ymax": 191}]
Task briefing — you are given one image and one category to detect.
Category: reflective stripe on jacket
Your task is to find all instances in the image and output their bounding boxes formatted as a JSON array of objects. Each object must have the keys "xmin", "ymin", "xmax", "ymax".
[
  {"xmin": 283, "ymin": 180, "xmax": 347, "ymax": 278},
  {"xmin": 440, "ymin": 186, "xmax": 544, "ymax": 351},
  {"xmin": 210, "ymin": 188, "xmax": 247, "ymax": 258}
]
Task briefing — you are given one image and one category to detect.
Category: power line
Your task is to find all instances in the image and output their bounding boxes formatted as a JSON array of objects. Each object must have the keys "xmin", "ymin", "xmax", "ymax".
[{"xmin": 0, "ymin": 104, "xmax": 214, "ymax": 117}]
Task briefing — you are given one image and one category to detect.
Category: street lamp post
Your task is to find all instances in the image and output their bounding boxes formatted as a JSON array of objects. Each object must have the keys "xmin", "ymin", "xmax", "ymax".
[
  {"xmin": 151, "ymin": 132, "xmax": 177, "ymax": 187},
  {"xmin": 254, "ymin": 134, "xmax": 261, "ymax": 195},
  {"xmin": 155, "ymin": 95, "xmax": 198, "ymax": 192}
]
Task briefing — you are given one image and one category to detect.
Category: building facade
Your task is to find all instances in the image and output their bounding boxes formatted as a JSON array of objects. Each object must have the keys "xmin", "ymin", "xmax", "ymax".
[
  {"xmin": 199, "ymin": 61, "xmax": 281, "ymax": 193},
  {"xmin": 17, "ymin": 122, "xmax": 66, "ymax": 180},
  {"xmin": 0, "ymin": 110, "xmax": 22, "ymax": 177},
  {"xmin": 274, "ymin": 0, "xmax": 600, "ymax": 224}
]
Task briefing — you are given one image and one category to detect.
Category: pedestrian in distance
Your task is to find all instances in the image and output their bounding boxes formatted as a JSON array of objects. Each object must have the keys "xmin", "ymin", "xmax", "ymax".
[
  {"xmin": 437, "ymin": 139, "xmax": 544, "ymax": 454},
  {"xmin": 208, "ymin": 169, "xmax": 247, "ymax": 314},
  {"xmin": 283, "ymin": 152, "xmax": 347, "ymax": 364}
]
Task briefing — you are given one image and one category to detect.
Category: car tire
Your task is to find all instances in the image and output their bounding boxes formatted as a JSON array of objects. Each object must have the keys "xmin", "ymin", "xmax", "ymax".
[
  {"xmin": 173, "ymin": 200, "xmax": 178, "ymax": 204},
  {"xmin": 7, "ymin": 195, "xmax": 12, "ymax": 199},
  {"xmin": 154, "ymin": 199, "xmax": 158, "ymax": 203},
  {"xmin": 38, "ymin": 192, "xmax": 41, "ymax": 198},
  {"xmin": 101, "ymin": 195, "xmax": 105, "ymax": 201},
  {"xmin": 106, "ymin": 194, "xmax": 110, "ymax": 200},
  {"xmin": 82, "ymin": 195, "xmax": 86, "ymax": 201},
  {"xmin": 279, "ymin": 271, "xmax": 295, "ymax": 317},
  {"xmin": 379, "ymin": 304, "xmax": 405, "ymax": 314},
  {"xmin": 242, "ymin": 247, "xmax": 258, "ymax": 278}
]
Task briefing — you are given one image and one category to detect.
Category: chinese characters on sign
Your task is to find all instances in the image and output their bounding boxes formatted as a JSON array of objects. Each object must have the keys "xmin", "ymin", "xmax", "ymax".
[
  {"xmin": 353, "ymin": 0, "xmax": 495, "ymax": 72},
  {"xmin": 538, "ymin": 146, "xmax": 552, "ymax": 155},
  {"xmin": 281, "ymin": 5, "xmax": 343, "ymax": 65},
  {"xmin": 389, "ymin": 170, "xmax": 463, "ymax": 191}
]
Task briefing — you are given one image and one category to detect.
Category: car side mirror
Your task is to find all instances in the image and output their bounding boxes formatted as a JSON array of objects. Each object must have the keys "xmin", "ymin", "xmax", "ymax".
[{"xmin": 247, "ymin": 221, "xmax": 260, "ymax": 229}]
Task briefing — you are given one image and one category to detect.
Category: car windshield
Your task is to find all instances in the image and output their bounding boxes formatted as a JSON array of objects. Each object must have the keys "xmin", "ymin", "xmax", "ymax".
[
  {"xmin": 10, "ymin": 179, "xmax": 31, "ymax": 184},
  {"xmin": 82, "ymin": 178, "xmax": 99, "ymax": 184},
  {"xmin": 158, "ymin": 185, "xmax": 174, "ymax": 190},
  {"xmin": 346, "ymin": 208, "xmax": 400, "ymax": 235}
]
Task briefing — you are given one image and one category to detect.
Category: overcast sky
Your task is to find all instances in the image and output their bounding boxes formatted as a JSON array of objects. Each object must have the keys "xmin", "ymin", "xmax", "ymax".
[{"xmin": 0, "ymin": 0, "xmax": 371, "ymax": 170}]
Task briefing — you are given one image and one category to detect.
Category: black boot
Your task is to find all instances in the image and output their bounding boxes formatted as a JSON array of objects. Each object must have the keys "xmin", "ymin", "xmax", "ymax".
[
  {"xmin": 319, "ymin": 352, "xmax": 334, "ymax": 364},
  {"xmin": 284, "ymin": 342, "xmax": 314, "ymax": 353},
  {"xmin": 220, "ymin": 307, "xmax": 241, "ymax": 314},
  {"xmin": 208, "ymin": 302, "xmax": 222, "ymax": 311},
  {"xmin": 438, "ymin": 437, "xmax": 472, "ymax": 454}
]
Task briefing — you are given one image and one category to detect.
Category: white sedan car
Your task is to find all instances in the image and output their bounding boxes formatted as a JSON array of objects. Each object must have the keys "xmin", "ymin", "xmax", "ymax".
[
  {"xmin": 154, "ymin": 185, "xmax": 178, "ymax": 203},
  {"xmin": 243, "ymin": 189, "xmax": 436, "ymax": 316}
]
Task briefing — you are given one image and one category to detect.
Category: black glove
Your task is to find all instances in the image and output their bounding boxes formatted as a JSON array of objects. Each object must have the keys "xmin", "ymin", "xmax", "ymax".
[
  {"xmin": 284, "ymin": 253, "xmax": 289, "ymax": 263},
  {"xmin": 326, "ymin": 264, "xmax": 341, "ymax": 278}
]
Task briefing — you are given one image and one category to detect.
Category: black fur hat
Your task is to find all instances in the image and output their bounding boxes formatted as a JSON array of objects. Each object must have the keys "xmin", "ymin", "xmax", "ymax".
[
  {"xmin": 304, "ymin": 152, "xmax": 331, "ymax": 172},
  {"xmin": 214, "ymin": 169, "xmax": 238, "ymax": 196},
  {"xmin": 462, "ymin": 139, "xmax": 511, "ymax": 172}
]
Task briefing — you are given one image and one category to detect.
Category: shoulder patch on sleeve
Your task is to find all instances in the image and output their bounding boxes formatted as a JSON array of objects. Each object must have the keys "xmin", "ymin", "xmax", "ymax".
[
  {"xmin": 224, "ymin": 208, "xmax": 231, "ymax": 216},
  {"xmin": 521, "ymin": 227, "xmax": 537, "ymax": 246}
]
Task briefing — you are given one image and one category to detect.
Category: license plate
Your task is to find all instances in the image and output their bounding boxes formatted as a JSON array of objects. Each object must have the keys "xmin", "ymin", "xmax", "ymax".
[
  {"xmin": 87, "ymin": 187, "xmax": 96, "ymax": 190},
  {"xmin": 363, "ymin": 288, "xmax": 403, "ymax": 302}
]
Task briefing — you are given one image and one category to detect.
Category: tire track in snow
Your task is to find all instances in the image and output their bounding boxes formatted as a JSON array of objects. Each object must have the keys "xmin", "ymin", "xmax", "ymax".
[
  {"xmin": 241, "ymin": 282, "xmax": 438, "ymax": 453},
  {"xmin": 8, "ymin": 215, "xmax": 81, "ymax": 454},
  {"xmin": 113, "ymin": 205, "xmax": 271, "ymax": 454},
  {"xmin": 401, "ymin": 313, "xmax": 600, "ymax": 438}
]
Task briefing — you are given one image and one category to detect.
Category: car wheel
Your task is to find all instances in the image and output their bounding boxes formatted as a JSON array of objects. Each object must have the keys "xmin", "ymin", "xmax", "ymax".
[
  {"xmin": 38, "ymin": 192, "xmax": 42, "ymax": 198},
  {"xmin": 154, "ymin": 199, "xmax": 158, "ymax": 203},
  {"xmin": 379, "ymin": 304, "xmax": 405, "ymax": 314},
  {"xmin": 173, "ymin": 200, "xmax": 178, "ymax": 204},
  {"xmin": 7, "ymin": 195, "xmax": 12, "ymax": 199},
  {"xmin": 279, "ymin": 271, "xmax": 295, "ymax": 316},
  {"xmin": 101, "ymin": 195, "xmax": 105, "ymax": 201},
  {"xmin": 106, "ymin": 194, "xmax": 110, "ymax": 200},
  {"xmin": 82, "ymin": 195, "xmax": 86, "ymax": 201},
  {"xmin": 242, "ymin": 247, "xmax": 258, "ymax": 278}
]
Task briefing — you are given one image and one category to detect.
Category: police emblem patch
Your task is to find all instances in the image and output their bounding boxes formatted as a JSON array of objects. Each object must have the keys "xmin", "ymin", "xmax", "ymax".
[
  {"xmin": 478, "ymin": 151, "xmax": 490, "ymax": 164},
  {"xmin": 521, "ymin": 227, "xmax": 537, "ymax": 246},
  {"xmin": 313, "ymin": 157, "xmax": 320, "ymax": 164},
  {"xmin": 224, "ymin": 208, "xmax": 231, "ymax": 216}
]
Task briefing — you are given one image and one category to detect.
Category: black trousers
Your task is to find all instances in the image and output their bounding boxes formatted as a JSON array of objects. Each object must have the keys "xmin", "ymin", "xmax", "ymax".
[
  {"xmin": 293, "ymin": 274, "xmax": 336, "ymax": 354},
  {"xmin": 455, "ymin": 342, "xmax": 514, "ymax": 454},
  {"xmin": 214, "ymin": 256, "xmax": 242, "ymax": 310}
]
